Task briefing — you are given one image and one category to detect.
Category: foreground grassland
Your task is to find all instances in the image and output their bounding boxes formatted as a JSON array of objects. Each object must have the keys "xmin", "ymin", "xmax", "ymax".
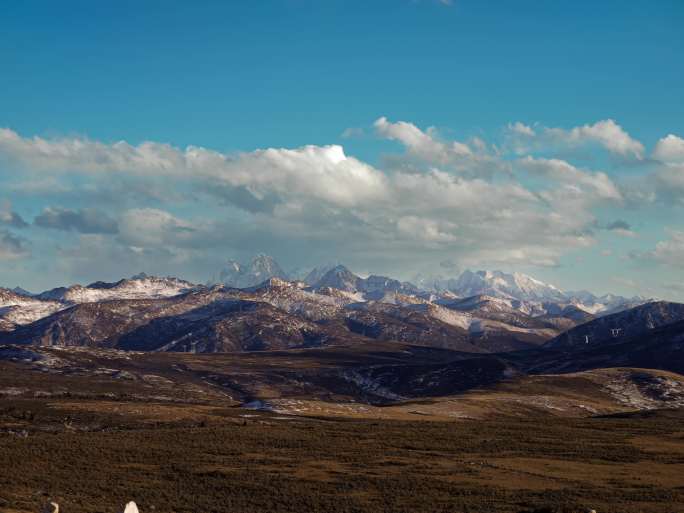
[{"xmin": 1, "ymin": 399, "xmax": 683, "ymax": 513}]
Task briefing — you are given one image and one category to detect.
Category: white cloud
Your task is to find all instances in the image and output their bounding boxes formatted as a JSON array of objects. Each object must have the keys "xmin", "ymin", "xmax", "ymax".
[
  {"xmin": 506, "ymin": 119, "xmax": 644, "ymax": 159},
  {"xmin": 507, "ymin": 122, "xmax": 535, "ymax": 137},
  {"xmin": 653, "ymin": 134, "xmax": 684, "ymax": 164},
  {"xmin": 640, "ymin": 229, "xmax": 684, "ymax": 268},
  {"xmin": 118, "ymin": 208, "xmax": 197, "ymax": 248},
  {"xmin": 374, "ymin": 117, "xmax": 471, "ymax": 164},
  {"xmin": 0, "ymin": 124, "xmax": 627, "ymax": 275},
  {"xmin": 220, "ymin": 145, "xmax": 389, "ymax": 208},
  {"xmin": 0, "ymin": 128, "xmax": 185, "ymax": 175},
  {"xmin": 0, "ymin": 129, "xmax": 389, "ymax": 210},
  {"xmin": 518, "ymin": 156, "xmax": 622, "ymax": 201},
  {"xmin": 651, "ymin": 163, "xmax": 684, "ymax": 205}
]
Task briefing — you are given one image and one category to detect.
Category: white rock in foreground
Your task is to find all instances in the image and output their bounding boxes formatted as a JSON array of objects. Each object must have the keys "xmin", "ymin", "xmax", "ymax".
[{"xmin": 122, "ymin": 501, "xmax": 140, "ymax": 513}]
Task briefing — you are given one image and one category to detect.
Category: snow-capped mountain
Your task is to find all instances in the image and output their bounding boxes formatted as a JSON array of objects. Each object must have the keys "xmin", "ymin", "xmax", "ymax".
[
  {"xmin": 303, "ymin": 263, "xmax": 340, "ymax": 286},
  {"xmin": 216, "ymin": 254, "xmax": 288, "ymax": 288},
  {"xmin": 211, "ymin": 258, "xmax": 644, "ymax": 318},
  {"xmin": 36, "ymin": 274, "xmax": 196, "ymax": 304},
  {"xmin": 311, "ymin": 265, "xmax": 419, "ymax": 299},
  {"xmin": 1, "ymin": 255, "xmax": 658, "ymax": 348},
  {"xmin": 564, "ymin": 292, "xmax": 648, "ymax": 316},
  {"xmin": 411, "ymin": 269, "xmax": 646, "ymax": 316},
  {"xmin": 313, "ymin": 265, "xmax": 363, "ymax": 292},
  {"xmin": 0, "ymin": 288, "xmax": 64, "ymax": 329},
  {"xmin": 449, "ymin": 270, "xmax": 567, "ymax": 302}
]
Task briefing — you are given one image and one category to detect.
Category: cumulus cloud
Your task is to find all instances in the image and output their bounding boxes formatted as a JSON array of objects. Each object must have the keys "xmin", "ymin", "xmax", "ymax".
[
  {"xmin": 650, "ymin": 163, "xmax": 684, "ymax": 205},
  {"xmin": 507, "ymin": 119, "xmax": 645, "ymax": 159},
  {"xmin": 34, "ymin": 207, "xmax": 119, "ymax": 234},
  {"xmin": 0, "ymin": 120, "xmax": 663, "ymax": 281},
  {"xmin": 518, "ymin": 156, "xmax": 622, "ymax": 201},
  {"xmin": 648, "ymin": 230, "xmax": 684, "ymax": 268},
  {"xmin": 118, "ymin": 208, "xmax": 197, "ymax": 248},
  {"xmin": 653, "ymin": 134, "xmax": 684, "ymax": 163},
  {"xmin": 374, "ymin": 117, "xmax": 471, "ymax": 164},
  {"xmin": 507, "ymin": 122, "xmax": 535, "ymax": 137},
  {"xmin": 0, "ymin": 229, "xmax": 29, "ymax": 260},
  {"xmin": 632, "ymin": 229, "xmax": 684, "ymax": 268},
  {"xmin": 0, "ymin": 128, "xmax": 187, "ymax": 175},
  {"xmin": 373, "ymin": 117, "xmax": 509, "ymax": 178}
]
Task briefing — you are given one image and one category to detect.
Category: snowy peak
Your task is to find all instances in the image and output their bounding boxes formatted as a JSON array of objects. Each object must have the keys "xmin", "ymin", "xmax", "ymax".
[
  {"xmin": 36, "ymin": 274, "xmax": 196, "ymax": 304},
  {"xmin": 313, "ymin": 265, "xmax": 362, "ymax": 292},
  {"xmin": 0, "ymin": 287, "xmax": 64, "ymax": 328},
  {"xmin": 311, "ymin": 266, "xmax": 418, "ymax": 298},
  {"xmin": 217, "ymin": 254, "xmax": 288, "ymax": 288},
  {"xmin": 303, "ymin": 263, "xmax": 340, "ymax": 286},
  {"xmin": 452, "ymin": 270, "xmax": 566, "ymax": 302},
  {"xmin": 249, "ymin": 254, "xmax": 287, "ymax": 279}
]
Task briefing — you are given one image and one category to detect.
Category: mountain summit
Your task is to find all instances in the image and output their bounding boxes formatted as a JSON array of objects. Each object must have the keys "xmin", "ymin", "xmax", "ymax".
[
  {"xmin": 313, "ymin": 265, "xmax": 362, "ymax": 292},
  {"xmin": 452, "ymin": 270, "xmax": 566, "ymax": 302},
  {"xmin": 217, "ymin": 254, "xmax": 288, "ymax": 288}
]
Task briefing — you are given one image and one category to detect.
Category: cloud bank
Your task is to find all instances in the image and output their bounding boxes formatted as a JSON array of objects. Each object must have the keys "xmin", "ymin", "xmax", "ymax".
[{"xmin": 0, "ymin": 118, "xmax": 682, "ymax": 297}]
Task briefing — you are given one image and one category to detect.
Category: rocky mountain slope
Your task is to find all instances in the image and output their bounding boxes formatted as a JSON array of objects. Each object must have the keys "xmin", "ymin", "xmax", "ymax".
[
  {"xmin": 0, "ymin": 283, "xmax": 549, "ymax": 353},
  {"xmin": 545, "ymin": 301, "xmax": 684, "ymax": 350},
  {"xmin": 525, "ymin": 318, "xmax": 684, "ymax": 377},
  {"xmin": 0, "ymin": 257, "xmax": 669, "ymax": 356}
]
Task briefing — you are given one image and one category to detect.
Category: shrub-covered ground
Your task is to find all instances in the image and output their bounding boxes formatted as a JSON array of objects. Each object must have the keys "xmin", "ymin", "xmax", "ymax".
[{"xmin": 1, "ymin": 398, "xmax": 683, "ymax": 513}]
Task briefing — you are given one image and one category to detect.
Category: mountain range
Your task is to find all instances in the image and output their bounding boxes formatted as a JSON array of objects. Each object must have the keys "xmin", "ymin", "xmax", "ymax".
[
  {"xmin": 1, "ymin": 253, "xmax": 684, "ymax": 422},
  {"xmin": 212, "ymin": 255, "xmax": 646, "ymax": 313},
  {"xmin": 0, "ymin": 254, "xmax": 667, "ymax": 354}
]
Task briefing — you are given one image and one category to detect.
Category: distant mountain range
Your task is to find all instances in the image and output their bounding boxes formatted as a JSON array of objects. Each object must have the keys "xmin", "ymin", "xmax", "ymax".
[
  {"xmin": 212, "ymin": 255, "xmax": 646, "ymax": 315},
  {"xmin": 0, "ymin": 254, "xmax": 674, "ymax": 358}
]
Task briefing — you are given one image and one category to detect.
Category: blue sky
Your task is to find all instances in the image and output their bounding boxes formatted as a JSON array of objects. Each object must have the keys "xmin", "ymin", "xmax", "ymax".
[{"xmin": 0, "ymin": 0, "xmax": 683, "ymax": 298}]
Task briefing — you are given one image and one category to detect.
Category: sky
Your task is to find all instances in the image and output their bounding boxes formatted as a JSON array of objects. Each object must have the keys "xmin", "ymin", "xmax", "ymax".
[{"xmin": 0, "ymin": 0, "xmax": 683, "ymax": 299}]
